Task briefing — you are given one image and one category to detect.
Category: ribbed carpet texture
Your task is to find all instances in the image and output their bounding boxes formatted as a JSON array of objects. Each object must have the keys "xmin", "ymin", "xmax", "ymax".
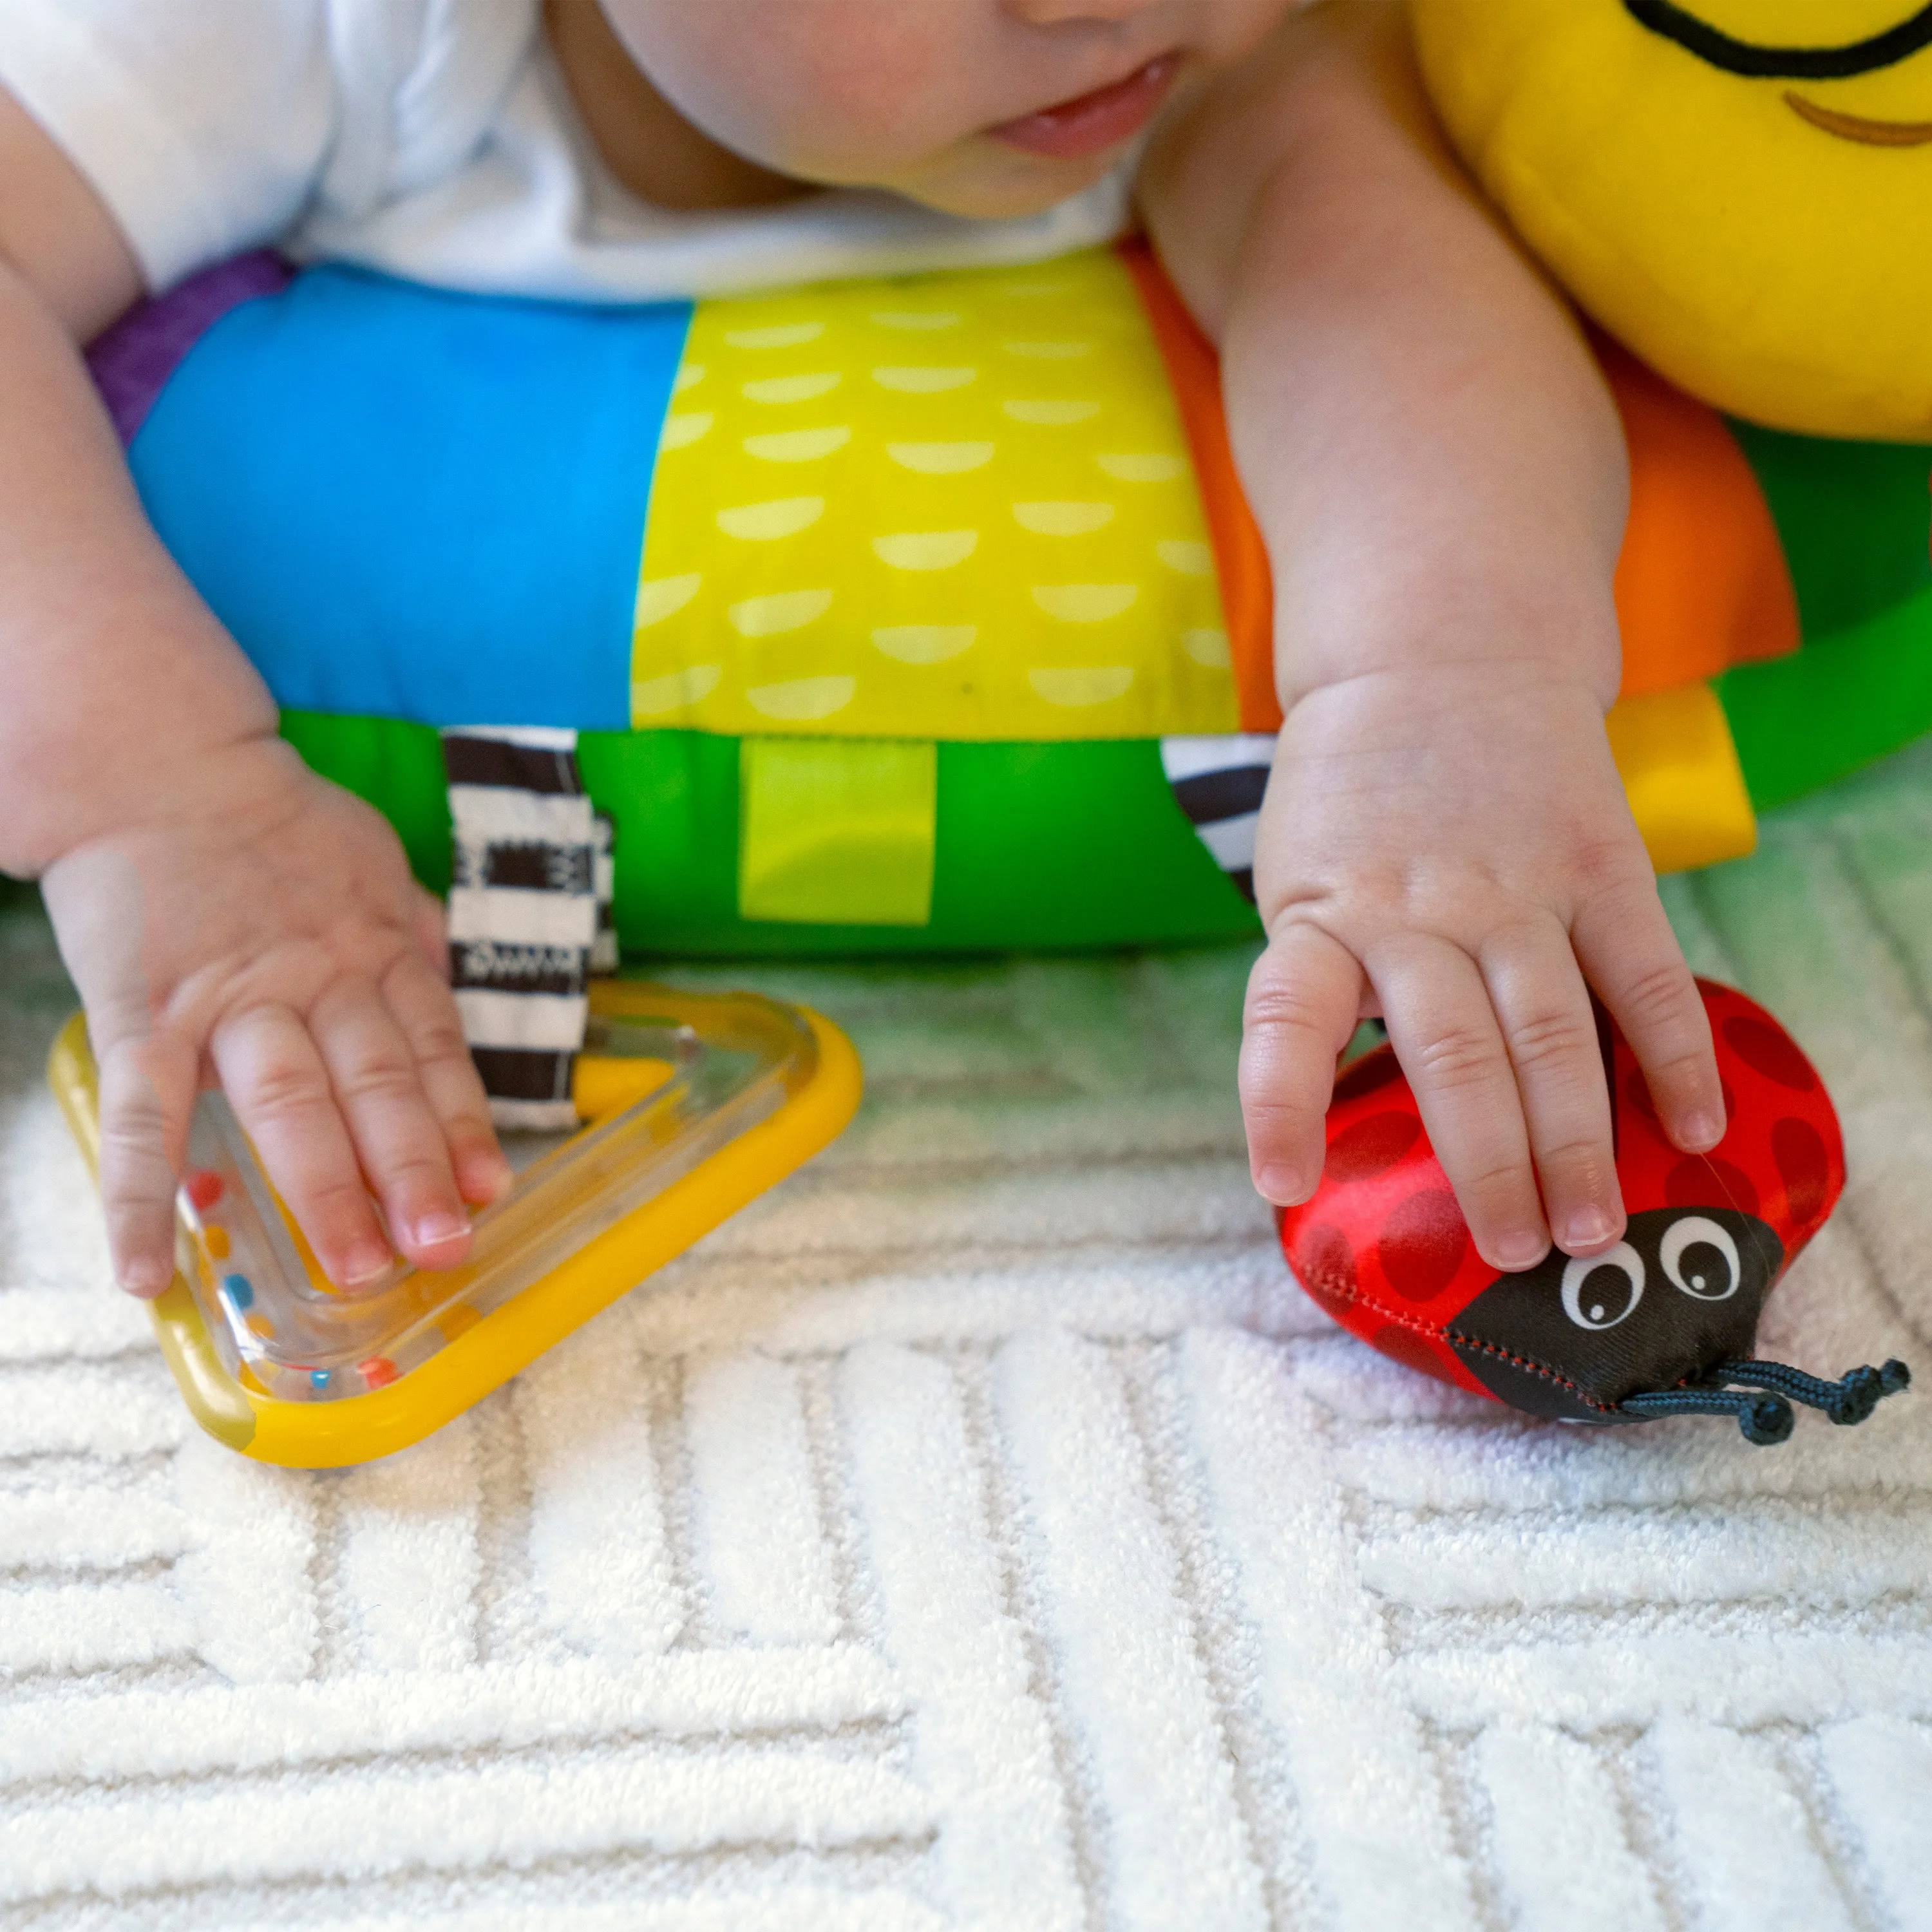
[{"xmin": 5, "ymin": 746, "xmax": 1932, "ymax": 1931}]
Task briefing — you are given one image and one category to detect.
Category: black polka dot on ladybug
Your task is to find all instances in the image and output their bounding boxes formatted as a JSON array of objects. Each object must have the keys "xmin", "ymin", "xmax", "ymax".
[
  {"xmin": 1292, "ymin": 1222, "xmax": 1358, "ymax": 1313},
  {"xmin": 1332, "ymin": 1050, "xmax": 1404, "ymax": 1104},
  {"xmin": 1326, "ymin": 1112, "xmax": 1421, "ymax": 1182},
  {"xmin": 1772, "ymin": 1115, "xmax": 1832, "ymax": 1225},
  {"xmin": 1376, "ymin": 1189, "xmax": 1468, "ymax": 1303},
  {"xmin": 1722, "ymin": 1015, "xmax": 1819, "ymax": 1092},
  {"xmin": 1666, "ymin": 1155, "xmax": 1759, "ymax": 1218}
]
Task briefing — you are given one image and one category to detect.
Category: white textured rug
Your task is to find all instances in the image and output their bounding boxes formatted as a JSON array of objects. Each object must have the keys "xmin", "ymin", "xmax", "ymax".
[{"xmin": 5, "ymin": 748, "xmax": 1932, "ymax": 1932}]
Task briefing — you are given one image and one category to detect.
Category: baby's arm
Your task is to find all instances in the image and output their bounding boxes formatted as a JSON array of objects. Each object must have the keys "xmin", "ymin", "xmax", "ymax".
[
  {"xmin": 0, "ymin": 91, "xmax": 509, "ymax": 1294},
  {"xmin": 1139, "ymin": 0, "xmax": 1725, "ymax": 1269}
]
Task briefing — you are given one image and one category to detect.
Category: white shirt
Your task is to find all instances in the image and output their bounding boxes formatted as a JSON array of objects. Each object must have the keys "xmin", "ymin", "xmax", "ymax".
[{"xmin": 0, "ymin": 0, "xmax": 1138, "ymax": 301}]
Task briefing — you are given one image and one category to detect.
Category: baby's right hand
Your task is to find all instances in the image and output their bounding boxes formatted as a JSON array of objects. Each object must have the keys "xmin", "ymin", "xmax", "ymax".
[
  {"xmin": 41, "ymin": 737, "xmax": 511, "ymax": 1296},
  {"xmin": 1240, "ymin": 664, "xmax": 1723, "ymax": 1272}
]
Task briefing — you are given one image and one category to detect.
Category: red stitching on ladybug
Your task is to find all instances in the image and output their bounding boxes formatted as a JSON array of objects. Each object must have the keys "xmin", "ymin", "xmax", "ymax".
[
  {"xmin": 1293, "ymin": 1265, "xmax": 1478, "ymax": 1358},
  {"xmin": 1437, "ymin": 1327, "xmax": 1618, "ymax": 1414},
  {"xmin": 1296, "ymin": 1260, "xmax": 1619, "ymax": 1414}
]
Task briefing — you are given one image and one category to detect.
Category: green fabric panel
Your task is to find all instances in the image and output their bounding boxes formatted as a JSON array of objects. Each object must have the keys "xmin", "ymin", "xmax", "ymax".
[
  {"xmin": 578, "ymin": 730, "xmax": 1260, "ymax": 956},
  {"xmin": 739, "ymin": 737, "xmax": 938, "ymax": 926},
  {"xmin": 279, "ymin": 709, "xmax": 453, "ymax": 893},
  {"xmin": 1721, "ymin": 585, "xmax": 1932, "ymax": 810},
  {"xmin": 284, "ymin": 710, "xmax": 1258, "ymax": 956},
  {"xmin": 574, "ymin": 726, "xmax": 739, "ymax": 942},
  {"xmin": 931, "ymin": 739, "xmax": 1260, "ymax": 952},
  {"xmin": 1727, "ymin": 421, "xmax": 1932, "ymax": 639}
]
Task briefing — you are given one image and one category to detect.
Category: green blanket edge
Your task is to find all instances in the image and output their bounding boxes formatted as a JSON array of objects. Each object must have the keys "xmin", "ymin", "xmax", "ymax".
[{"xmin": 279, "ymin": 712, "xmax": 1264, "ymax": 958}]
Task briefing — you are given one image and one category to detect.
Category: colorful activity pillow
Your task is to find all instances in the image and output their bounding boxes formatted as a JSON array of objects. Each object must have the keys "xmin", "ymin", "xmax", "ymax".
[
  {"xmin": 1281, "ymin": 979, "xmax": 1910, "ymax": 1443},
  {"xmin": 90, "ymin": 241, "xmax": 1932, "ymax": 959},
  {"xmin": 1410, "ymin": 0, "xmax": 1932, "ymax": 441}
]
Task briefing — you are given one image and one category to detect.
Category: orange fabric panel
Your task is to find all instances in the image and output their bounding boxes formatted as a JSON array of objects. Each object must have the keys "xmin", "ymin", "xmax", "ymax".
[
  {"xmin": 1117, "ymin": 240, "xmax": 1282, "ymax": 734},
  {"xmin": 1119, "ymin": 246, "xmax": 1797, "ymax": 725},
  {"xmin": 1602, "ymin": 335, "xmax": 1799, "ymax": 697}
]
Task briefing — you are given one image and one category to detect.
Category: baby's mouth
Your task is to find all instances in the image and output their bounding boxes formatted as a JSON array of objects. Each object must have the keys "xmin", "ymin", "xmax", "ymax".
[
  {"xmin": 988, "ymin": 53, "xmax": 1181, "ymax": 160},
  {"xmin": 1786, "ymin": 90, "xmax": 1932, "ymax": 144}
]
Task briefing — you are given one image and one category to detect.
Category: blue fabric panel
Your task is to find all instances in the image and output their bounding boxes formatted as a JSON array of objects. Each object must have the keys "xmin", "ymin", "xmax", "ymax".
[{"xmin": 129, "ymin": 268, "xmax": 692, "ymax": 731}]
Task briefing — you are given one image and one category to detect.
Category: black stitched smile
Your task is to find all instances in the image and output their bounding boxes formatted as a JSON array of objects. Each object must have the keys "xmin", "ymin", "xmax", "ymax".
[{"xmin": 1624, "ymin": 0, "xmax": 1932, "ymax": 78}]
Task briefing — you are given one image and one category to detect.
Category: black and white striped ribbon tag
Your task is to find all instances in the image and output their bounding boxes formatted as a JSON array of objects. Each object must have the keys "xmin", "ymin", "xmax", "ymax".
[
  {"xmin": 1159, "ymin": 734, "xmax": 1278, "ymax": 904},
  {"xmin": 441, "ymin": 726, "xmax": 608, "ymax": 1132},
  {"xmin": 591, "ymin": 813, "xmax": 618, "ymax": 976}
]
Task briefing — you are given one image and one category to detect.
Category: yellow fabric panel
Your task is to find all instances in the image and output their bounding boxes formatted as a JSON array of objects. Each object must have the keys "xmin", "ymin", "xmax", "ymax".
[
  {"xmin": 632, "ymin": 251, "xmax": 1240, "ymax": 741},
  {"xmin": 739, "ymin": 736, "xmax": 938, "ymax": 925},
  {"xmin": 1605, "ymin": 682, "xmax": 1757, "ymax": 876}
]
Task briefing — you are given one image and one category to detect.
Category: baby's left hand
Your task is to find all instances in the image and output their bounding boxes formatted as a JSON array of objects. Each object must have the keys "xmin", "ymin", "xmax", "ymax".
[{"xmin": 1239, "ymin": 661, "xmax": 1726, "ymax": 1271}]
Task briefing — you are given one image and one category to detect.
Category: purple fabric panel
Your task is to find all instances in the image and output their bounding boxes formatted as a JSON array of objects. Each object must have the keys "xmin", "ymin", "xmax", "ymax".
[{"xmin": 86, "ymin": 252, "xmax": 292, "ymax": 447}]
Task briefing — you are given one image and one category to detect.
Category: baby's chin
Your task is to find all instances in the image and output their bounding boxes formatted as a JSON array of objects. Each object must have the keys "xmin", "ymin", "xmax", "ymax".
[{"xmin": 875, "ymin": 139, "xmax": 1128, "ymax": 222}]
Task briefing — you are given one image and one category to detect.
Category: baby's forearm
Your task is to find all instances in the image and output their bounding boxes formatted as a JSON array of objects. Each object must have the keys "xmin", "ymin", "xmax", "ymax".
[
  {"xmin": 1142, "ymin": 0, "xmax": 1628, "ymax": 713},
  {"xmin": 0, "ymin": 260, "xmax": 277, "ymax": 877}
]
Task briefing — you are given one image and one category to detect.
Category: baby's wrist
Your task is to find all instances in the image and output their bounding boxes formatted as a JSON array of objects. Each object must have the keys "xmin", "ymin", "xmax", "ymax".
[
  {"xmin": 10, "ymin": 726, "xmax": 295, "ymax": 879},
  {"xmin": 1279, "ymin": 654, "xmax": 1616, "ymax": 727},
  {"xmin": 1272, "ymin": 564, "xmax": 1623, "ymax": 719}
]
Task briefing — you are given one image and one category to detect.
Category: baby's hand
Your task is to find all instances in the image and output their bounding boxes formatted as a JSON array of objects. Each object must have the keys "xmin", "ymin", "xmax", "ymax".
[
  {"xmin": 1240, "ymin": 664, "xmax": 1724, "ymax": 1269},
  {"xmin": 41, "ymin": 738, "xmax": 511, "ymax": 1295}
]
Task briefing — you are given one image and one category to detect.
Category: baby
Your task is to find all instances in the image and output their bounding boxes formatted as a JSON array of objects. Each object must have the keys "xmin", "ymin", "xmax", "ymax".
[{"xmin": 0, "ymin": 0, "xmax": 1727, "ymax": 1298}]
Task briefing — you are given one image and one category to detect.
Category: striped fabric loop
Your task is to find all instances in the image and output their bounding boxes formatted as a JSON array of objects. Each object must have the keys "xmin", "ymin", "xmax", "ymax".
[
  {"xmin": 1159, "ymin": 733, "xmax": 1278, "ymax": 904},
  {"xmin": 440, "ymin": 727, "xmax": 614, "ymax": 1132},
  {"xmin": 592, "ymin": 814, "xmax": 619, "ymax": 976}
]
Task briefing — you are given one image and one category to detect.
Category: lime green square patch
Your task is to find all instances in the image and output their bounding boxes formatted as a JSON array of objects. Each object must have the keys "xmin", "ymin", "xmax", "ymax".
[{"xmin": 739, "ymin": 737, "xmax": 938, "ymax": 926}]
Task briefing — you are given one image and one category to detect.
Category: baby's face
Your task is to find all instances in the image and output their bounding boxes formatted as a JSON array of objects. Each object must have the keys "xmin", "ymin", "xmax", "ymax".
[{"xmin": 597, "ymin": 0, "xmax": 1293, "ymax": 217}]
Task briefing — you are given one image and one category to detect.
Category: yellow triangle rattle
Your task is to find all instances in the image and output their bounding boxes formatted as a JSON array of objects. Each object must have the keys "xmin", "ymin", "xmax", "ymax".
[{"xmin": 49, "ymin": 983, "xmax": 860, "ymax": 1467}]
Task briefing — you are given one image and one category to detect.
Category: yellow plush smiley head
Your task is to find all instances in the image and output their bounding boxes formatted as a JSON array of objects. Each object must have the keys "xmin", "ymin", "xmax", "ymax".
[{"xmin": 1410, "ymin": 0, "xmax": 1932, "ymax": 440}]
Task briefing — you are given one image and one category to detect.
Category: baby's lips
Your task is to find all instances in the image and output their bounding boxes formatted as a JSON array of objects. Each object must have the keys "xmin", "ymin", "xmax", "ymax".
[{"xmin": 987, "ymin": 53, "xmax": 1180, "ymax": 160}]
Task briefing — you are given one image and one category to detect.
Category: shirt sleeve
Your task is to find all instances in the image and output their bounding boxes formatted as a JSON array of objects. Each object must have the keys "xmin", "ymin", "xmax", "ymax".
[{"xmin": 0, "ymin": 0, "xmax": 337, "ymax": 293}]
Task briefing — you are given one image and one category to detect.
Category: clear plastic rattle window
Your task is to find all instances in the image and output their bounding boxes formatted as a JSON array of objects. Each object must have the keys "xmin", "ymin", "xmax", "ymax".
[{"xmin": 169, "ymin": 990, "xmax": 818, "ymax": 1402}]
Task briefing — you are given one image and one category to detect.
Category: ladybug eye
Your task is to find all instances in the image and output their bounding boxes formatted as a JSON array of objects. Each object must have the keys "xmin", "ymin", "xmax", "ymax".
[
  {"xmin": 1660, "ymin": 1215, "xmax": 1739, "ymax": 1302},
  {"xmin": 1561, "ymin": 1243, "xmax": 1645, "ymax": 1331}
]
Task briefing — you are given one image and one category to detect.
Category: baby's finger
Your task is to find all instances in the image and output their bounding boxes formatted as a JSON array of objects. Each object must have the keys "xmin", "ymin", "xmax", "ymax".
[
  {"xmin": 210, "ymin": 1004, "xmax": 393, "ymax": 1288},
  {"xmin": 412, "ymin": 884, "xmax": 451, "ymax": 978},
  {"xmin": 382, "ymin": 950, "xmax": 511, "ymax": 1208},
  {"xmin": 1375, "ymin": 936, "xmax": 1548, "ymax": 1271},
  {"xmin": 1572, "ymin": 885, "xmax": 1723, "ymax": 1151},
  {"xmin": 93, "ymin": 1025, "xmax": 197, "ymax": 1297},
  {"xmin": 308, "ymin": 981, "xmax": 474, "ymax": 1271},
  {"xmin": 1240, "ymin": 920, "xmax": 1365, "ymax": 1204},
  {"xmin": 1481, "ymin": 922, "xmax": 1623, "ymax": 1256}
]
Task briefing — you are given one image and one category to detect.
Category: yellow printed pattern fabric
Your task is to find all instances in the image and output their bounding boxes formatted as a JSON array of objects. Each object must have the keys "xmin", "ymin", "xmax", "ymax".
[{"xmin": 630, "ymin": 251, "xmax": 1240, "ymax": 742}]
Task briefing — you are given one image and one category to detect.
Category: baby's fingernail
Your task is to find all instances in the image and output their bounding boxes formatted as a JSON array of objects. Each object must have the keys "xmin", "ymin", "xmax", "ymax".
[
  {"xmin": 1679, "ymin": 1110, "xmax": 1723, "ymax": 1151},
  {"xmin": 122, "ymin": 1258, "xmax": 172, "ymax": 1298},
  {"xmin": 1256, "ymin": 1163, "xmax": 1309, "ymax": 1204},
  {"xmin": 1492, "ymin": 1230, "xmax": 1549, "ymax": 1271},
  {"xmin": 1562, "ymin": 1208, "xmax": 1615, "ymax": 1252},
  {"xmin": 410, "ymin": 1212, "xmax": 470, "ymax": 1251},
  {"xmin": 343, "ymin": 1242, "xmax": 393, "ymax": 1286}
]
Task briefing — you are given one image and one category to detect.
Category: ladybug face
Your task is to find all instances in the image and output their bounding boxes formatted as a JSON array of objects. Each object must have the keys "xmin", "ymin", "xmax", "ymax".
[
  {"xmin": 1279, "ymin": 981, "xmax": 1845, "ymax": 1421},
  {"xmin": 1450, "ymin": 1204, "xmax": 1781, "ymax": 1420}
]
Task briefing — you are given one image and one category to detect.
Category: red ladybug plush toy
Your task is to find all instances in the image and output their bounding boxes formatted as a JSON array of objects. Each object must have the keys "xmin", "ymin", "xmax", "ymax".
[{"xmin": 1280, "ymin": 981, "xmax": 1911, "ymax": 1444}]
